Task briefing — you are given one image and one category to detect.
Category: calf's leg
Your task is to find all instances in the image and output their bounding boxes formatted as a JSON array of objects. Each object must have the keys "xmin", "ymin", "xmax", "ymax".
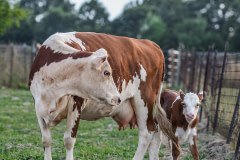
[
  {"xmin": 189, "ymin": 136, "xmax": 199, "ymax": 160},
  {"xmin": 170, "ymin": 138, "xmax": 180, "ymax": 160}
]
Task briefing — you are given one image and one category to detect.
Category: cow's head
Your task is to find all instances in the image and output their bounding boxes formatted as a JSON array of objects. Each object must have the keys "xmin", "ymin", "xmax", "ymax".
[
  {"xmin": 80, "ymin": 48, "xmax": 121, "ymax": 106},
  {"xmin": 179, "ymin": 90, "xmax": 203, "ymax": 123}
]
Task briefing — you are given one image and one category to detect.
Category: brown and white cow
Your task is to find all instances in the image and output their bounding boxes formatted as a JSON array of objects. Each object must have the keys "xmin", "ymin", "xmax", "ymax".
[
  {"xmin": 29, "ymin": 32, "xmax": 177, "ymax": 160},
  {"xmin": 160, "ymin": 89, "xmax": 203, "ymax": 160}
]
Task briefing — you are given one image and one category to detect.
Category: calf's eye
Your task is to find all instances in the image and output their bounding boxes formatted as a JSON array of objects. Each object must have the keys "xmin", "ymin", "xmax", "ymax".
[
  {"xmin": 181, "ymin": 102, "xmax": 186, "ymax": 108},
  {"xmin": 104, "ymin": 71, "xmax": 110, "ymax": 77}
]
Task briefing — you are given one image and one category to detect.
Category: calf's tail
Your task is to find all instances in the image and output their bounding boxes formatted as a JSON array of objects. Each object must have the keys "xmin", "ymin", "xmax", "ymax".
[{"xmin": 155, "ymin": 82, "xmax": 181, "ymax": 153}]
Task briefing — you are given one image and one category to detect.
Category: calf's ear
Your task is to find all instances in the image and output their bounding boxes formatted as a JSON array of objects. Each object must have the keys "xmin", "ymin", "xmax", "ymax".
[
  {"xmin": 198, "ymin": 91, "xmax": 203, "ymax": 101},
  {"xmin": 92, "ymin": 56, "xmax": 107, "ymax": 70},
  {"xmin": 179, "ymin": 89, "xmax": 185, "ymax": 100}
]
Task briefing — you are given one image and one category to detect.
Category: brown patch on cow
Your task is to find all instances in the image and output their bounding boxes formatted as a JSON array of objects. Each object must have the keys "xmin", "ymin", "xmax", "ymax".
[
  {"xmin": 190, "ymin": 115, "xmax": 199, "ymax": 129},
  {"xmin": 75, "ymin": 33, "xmax": 165, "ymax": 132},
  {"xmin": 28, "ymin": 46, "xmax": 92, "ymax": 86},
  {"xmin": 71, "ymin": 96, "xmax": 84, "ymax": 138},
  {"xmin": 65, "ymin": 39, "xmax": 82, "ymax": 50}
]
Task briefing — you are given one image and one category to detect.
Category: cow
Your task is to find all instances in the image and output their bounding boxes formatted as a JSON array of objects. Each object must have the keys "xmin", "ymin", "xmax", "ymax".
[
  {"xmin": 29, "ymin": 32, "xmax": 178, "ymax": 160},
  {"xmin": 160, "ymin": 89, "xmax": 203, "ymax": 160}
]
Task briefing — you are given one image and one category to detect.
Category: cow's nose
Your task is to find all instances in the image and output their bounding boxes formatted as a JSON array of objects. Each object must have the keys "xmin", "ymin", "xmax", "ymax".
[
  {"xmin": 186, "ymin": 113, "xmax": 194, "ymax": 119},
  {"xmin": 111, "ymin": 96, "xmax": 121, "ymax": 105}
]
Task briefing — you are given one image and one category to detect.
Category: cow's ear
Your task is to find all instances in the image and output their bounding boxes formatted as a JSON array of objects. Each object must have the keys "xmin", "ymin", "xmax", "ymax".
[
  {"xmin": 179, "ymin": 89, "xmax": 185, "ymax": 100},
  {"xmin": 198, "ymin": 91, "xmax": 203, "ymax": 101},
  {"xmin": 93, "ymin": 48, "xmax": 108, "ymax": 57},
  {"xmin": 92, "ymin": 56, "xmax": 107, "ymax": 70}
]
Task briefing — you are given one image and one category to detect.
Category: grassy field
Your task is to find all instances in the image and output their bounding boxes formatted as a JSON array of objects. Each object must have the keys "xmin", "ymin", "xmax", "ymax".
[{"xmin": 0, "ymin": 89, "xmax": 206, "ymax": 160}]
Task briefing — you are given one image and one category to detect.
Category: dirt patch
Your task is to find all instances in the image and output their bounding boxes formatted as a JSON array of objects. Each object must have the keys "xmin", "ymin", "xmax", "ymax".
[{"xmin": 160, "ymin": 118, "xmax": 237, "ymax": 160}]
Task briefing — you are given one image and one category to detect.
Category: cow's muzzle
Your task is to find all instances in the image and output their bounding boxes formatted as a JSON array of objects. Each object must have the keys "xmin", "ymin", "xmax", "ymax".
[{"xmin": 110, "ymin": 96, "xmax": 121, "ymax": 106}]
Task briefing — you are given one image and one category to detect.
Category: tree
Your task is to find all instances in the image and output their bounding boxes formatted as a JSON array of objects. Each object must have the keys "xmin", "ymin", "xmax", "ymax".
[
  {"xmin": 35, "ymin": 6, "xmax": 79, "ymax": 43},
  {"xmin": 174, "ymin": 16, "xmax": 207, "ymax": 50},
  {"xmin": 0, "ymin": 0, "xmax": 27, "ymax": 35},
  {"xmin": 77, "ymin": 0, "xmax": 110, "ymax": 33},
  {"xmin": 140, "ymin": 12, "xmax": 166, "ymax": 45},
  {"xmin": 110, "ymin": 2, "xmax": 147, "ymax": 38}
]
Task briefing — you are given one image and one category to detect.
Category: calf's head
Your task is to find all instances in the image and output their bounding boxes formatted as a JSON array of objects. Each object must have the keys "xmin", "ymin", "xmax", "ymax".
[
  {"xmin": 179, "ymin": 90, "xmax": 203, "ymax": 123},
  {"xmin": 80, "ymin": 48, "xmax": 121, "ymax": 106}
]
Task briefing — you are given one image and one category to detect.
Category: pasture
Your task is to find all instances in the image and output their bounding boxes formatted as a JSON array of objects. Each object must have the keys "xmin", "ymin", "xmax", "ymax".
[{"xmin": 0, "ymin": 89, "xmax": 211, "ymax": 160}]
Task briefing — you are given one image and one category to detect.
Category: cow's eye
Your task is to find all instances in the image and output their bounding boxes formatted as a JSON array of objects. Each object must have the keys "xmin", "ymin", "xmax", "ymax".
[
  {"xmin": 196, "ymin": 104, "xmax": 199, "ymax": 108},
  {"xmin": 104, "ymin": 71, "xmax": 110, "ymax": 77},
  {"xmin": 181, "ymin": 102, "xmax": 186, "ymax": 108}
]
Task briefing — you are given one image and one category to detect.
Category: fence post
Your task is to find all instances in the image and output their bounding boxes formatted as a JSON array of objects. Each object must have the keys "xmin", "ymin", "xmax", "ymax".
[
  {"xmin": 31, "ymin": 41, "xmax": 36, "ymax": 65},
  {"xmin": 8, "ymin": 44, "xmax": 14, "ymax": 87},
  {"xmin": 190, "ymin": 49, "xmax": 196, "ymax": 92},
  {"xmin": 200, "ymin": 47, "xmax": 211, "ymax": 122},
  {"xmin": 211, "ymin": 50, "xmax": 217, "ymax": 95},
  {"xmin": 176, "ymin": 46, "xmax": 182, "ymax": 86},
  {"xmin": 197, "ymin": 51, "xmax": 204, "ymax": 92},
  {"xmin": 235, "ymin": 130, "xmax": 240, "ymax": 159},
  {"xmin": 226, "ymin": 89, "xmax": 240, "ymax": 144},
  {"xmin": 23, "ymin": 44, "xmax": 27, "ymax": 81},
  {"xmin": 212, "ymin": 42, "xmax": 228, "ymax": 135}
]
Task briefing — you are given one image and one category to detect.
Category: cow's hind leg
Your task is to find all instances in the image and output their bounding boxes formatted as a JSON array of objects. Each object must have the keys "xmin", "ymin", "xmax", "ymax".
[
  {"xmin": 37, "ymin": 116, "xmax": 52, "ymax": 160},
  {"xmin": 64, "ymin": 96, "xmax": 83, "ymax": 160},
  {"xmin": 148, "ymin": 130, "xmax": 162, "ymax": 160},
  {"xmin": 131, "ymin": 97, "xmax": 154, "ymax": 160}
]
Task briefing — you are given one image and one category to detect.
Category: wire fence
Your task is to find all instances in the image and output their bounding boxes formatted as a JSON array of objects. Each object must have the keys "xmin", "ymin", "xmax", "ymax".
[{"xmin": 167, "ymin": 43, "xmax": 240, "ymax": 159}]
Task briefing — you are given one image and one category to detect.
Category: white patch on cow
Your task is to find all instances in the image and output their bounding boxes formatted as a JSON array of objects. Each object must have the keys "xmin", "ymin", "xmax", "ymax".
[
  {"xmin": 139, "ymin": 64, "xmax": 147, "ymax": 82},
  {"xmin": 199, "ymin": 91, "xmax": 203, "ymax": 95},
  {"xmin": 175, "ymin": 127, "xmax": 197, "ymax": 145},
  {"xmin": 93, "ymin": 48, "xmax": 108, "ymax": 57},
  {"xmin": 43, "ymin": 32, "xmax": 86, "ymax": 54},
  {"xmin": 171, "ymin": 96, "xmax": 180, "ymax": 108}
]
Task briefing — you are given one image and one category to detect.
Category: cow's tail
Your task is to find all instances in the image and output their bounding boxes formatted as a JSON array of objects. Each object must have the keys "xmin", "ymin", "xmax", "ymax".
[{"xmin": 155, "ymin": 79, "xmax": 181, "ymax": 153}]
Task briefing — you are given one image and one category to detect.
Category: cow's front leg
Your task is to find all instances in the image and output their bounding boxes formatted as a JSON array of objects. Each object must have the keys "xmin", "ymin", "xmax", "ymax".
[
  {"xmin": 189, "ymin": 136, "xmax": 199, "ymax": 160},
  {"xmin": 64, "ymin": 96, "xmax": 83, "ymax": 160},
  {"xmin": 148, "ymin": 130, "xmax": 162, "ymax": 160},
  {"xmin": 131, "ymin": 98, "xmax": 154, "ymax": 160}
]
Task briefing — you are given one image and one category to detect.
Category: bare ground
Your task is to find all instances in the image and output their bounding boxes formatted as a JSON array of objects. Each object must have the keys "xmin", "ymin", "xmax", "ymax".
[{"xmin": 160, "ymin": 118, "xmax": 238, "ymax": 160}]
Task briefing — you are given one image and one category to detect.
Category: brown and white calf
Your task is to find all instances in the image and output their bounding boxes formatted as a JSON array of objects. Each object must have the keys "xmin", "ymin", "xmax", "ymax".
[
  {"xmin": 160, "ymin": 89, "xmax": 203, "ymax": 160},
  {"xmin": 29, "ymin": 32, "xmax": 177, "ymax": 160}
]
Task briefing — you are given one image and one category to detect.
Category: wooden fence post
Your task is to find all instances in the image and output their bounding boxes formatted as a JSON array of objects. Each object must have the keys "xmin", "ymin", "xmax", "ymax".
[
  {"xmin": 212, "ymin": 42, "xmax": 228, "ymax": 135},
  {"xmin": 200, "ymin": 46, "xmax": 211, "ymax": 122},
  {"xmin": 226, "ymin": 89, "xmax": 240, "ymax": 144},
  {"xmin": 8, "ymin": 44, "xmax": 14, "ymax": 87}
]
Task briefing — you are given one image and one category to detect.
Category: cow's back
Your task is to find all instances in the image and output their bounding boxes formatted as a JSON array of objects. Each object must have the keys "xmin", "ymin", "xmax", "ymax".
[{"xmin": 76, "ymin": 32, "xmax": 164, "ymax": 102}]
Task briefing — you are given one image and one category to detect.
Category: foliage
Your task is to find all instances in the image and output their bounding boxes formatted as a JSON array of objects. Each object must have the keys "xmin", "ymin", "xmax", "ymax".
[
  {"xmin": 0, "ymin": 0, "xmax": 240, "ymax": 51},
  {"xmin": 0, "ymin": 0, "xmax": 27, "ymax": 35},
  {"xmin": 77, "ymin": 0, "xmax": 110, "ymax": 33},
  {"xmin": 140, "ymin": 12, "xmax": 166, "ymax": 44}
]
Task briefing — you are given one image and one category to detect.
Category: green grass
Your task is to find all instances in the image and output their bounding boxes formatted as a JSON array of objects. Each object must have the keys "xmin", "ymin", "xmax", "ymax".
[
  {"xmin": 0, "ymin": 89, "xmax": 208, "ymax": 160},
  {"xmin": 0, "ymin": 89, "xmax": 167, "ymax": 159}
]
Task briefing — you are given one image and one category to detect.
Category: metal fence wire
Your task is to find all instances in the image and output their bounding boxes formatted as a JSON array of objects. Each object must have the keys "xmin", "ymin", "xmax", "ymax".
[{"xmin": 171, "ymin": 43, "xmax": 240, "ymax": 159}]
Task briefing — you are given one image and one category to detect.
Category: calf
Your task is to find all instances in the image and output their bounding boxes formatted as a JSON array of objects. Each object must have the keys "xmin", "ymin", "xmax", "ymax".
[{"xmin": 160, "ymin": 89, "xmax": 203, "ymax": 160}]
